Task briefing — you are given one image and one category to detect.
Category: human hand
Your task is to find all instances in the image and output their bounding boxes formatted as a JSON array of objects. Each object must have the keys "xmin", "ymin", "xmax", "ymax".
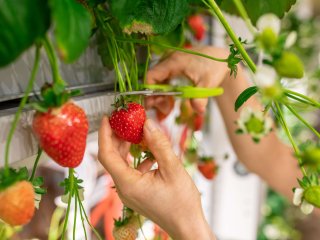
[
  {"xmin": 98, "ymin": 117, "xmax": 215, "ymax": 240},
  {"xmin": 146, "ymin": 46, "xmax": 230, "ymax": 114}
]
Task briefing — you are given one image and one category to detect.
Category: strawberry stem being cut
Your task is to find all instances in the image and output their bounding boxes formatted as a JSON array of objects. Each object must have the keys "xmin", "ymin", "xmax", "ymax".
[{"xmin": 4, "ymin": 45, "xmax": 41, "ymax": 177}]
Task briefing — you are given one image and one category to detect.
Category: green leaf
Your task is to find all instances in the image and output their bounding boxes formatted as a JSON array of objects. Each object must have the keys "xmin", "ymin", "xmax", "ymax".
[
  {"xmin": 0, "ymin": 0, "xmax": 50, "ymax": 67},
  {"xmin": 50, "ymin": 0, "xmax": 92, "ymax": 62},
  {"xmin": 151, "ymin": 24, "xmax": 185, "ymax": 54},
  {"xmin": 218, "ymin": 0, "xmax": 297, "ymax": 25},
  {"xmin": 234, "ymin": 86, "xmax": 258, "ymax": 112},
  {"xmin": 108, "ymin": 0, "xmax": 189, "ymax": 35}
]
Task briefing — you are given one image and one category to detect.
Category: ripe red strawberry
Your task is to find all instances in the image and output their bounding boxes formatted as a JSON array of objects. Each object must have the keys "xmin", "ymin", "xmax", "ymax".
[
  {"xmin": 110, "ymin": 102, "xmax": 146, "ymax": 144},
  {"xmin": 197, "ymin": 157, "xmax": 218, "ymax": 180},
  {"xmin": 33, "ymin": 102, "xmax": 89, "ymax": 168},
  {"xmin": 188, "ymin": 15, "xmax": 206, "ymax": 41},
  {"xmin": 113, "ymin": 216, "xmax": 140, "ymax": 240},
  {"xmin": 0, "ymin": 181, "xmax": 35, "ymax": 226}
]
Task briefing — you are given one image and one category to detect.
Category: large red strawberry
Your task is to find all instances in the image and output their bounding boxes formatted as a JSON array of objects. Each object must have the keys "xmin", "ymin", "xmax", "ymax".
[
  {"xmin": 188, "ymin": 15, "xmax": 206, "ymax": 41},
  {"xmin": 33, "ymin": 102, "xmax": 89, "ymax": 168},
  {"xmin": 110, "ymin": 101, "xmax": 146, "ymax": 144},
  {"xmin": 0, "ymin": 181, "xmax": 35, "ymax": 226},
  {"xmin": 197, "ymin": 157, "xmax": 218, "ymax": 180}
]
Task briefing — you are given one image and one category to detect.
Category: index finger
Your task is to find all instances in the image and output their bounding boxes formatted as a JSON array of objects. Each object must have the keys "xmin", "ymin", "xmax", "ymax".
[{"xmin": 147, "ymin": 56, "xmax": 183, "ymax": 84}]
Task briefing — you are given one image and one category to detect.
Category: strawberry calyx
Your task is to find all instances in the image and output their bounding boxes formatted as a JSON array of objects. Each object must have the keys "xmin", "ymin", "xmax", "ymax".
[
  {"xmin": 199, "ymin": 156, "xmax": 214, "ymax": 163},
  {"xmin": 114, "ymin": 208, "xmax": 135, "ymax": 227},
  {"xmin": 31, "ymin": 82, "xmax": 81, "ymax": 113},
  {"xmin": 0, "ymin": 167, "xmax": 28, "ymax": 191},
  {"xmin": 112, "ymin": 95, "xmax": 142, "ymax": 112},
  {"xmin": 0, "ymin": 167, "xmax": 46, "ymax": 196}
]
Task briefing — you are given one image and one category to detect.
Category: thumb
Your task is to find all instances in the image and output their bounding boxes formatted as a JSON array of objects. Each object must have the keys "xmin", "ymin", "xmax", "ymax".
[{"xmin": 143, "ymin": 119, "xmax": 181, "ymax": 174}]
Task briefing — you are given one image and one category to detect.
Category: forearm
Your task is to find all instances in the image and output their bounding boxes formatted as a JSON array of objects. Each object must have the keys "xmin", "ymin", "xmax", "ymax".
[{"xmin": 215, "ymin": 66, "xmax": 301, "ymax": 199}]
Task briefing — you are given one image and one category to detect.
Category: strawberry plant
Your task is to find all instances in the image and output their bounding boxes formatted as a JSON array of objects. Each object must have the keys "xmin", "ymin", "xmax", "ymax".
[{"xmin": 0, "ymin": 0, "xmax": 320, "ymax": 238}]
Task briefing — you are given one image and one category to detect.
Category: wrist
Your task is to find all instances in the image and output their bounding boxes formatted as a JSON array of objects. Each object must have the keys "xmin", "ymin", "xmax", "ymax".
[{"xmin": 170, "ymin": 211, "xmax": 216, "ymax": 240}]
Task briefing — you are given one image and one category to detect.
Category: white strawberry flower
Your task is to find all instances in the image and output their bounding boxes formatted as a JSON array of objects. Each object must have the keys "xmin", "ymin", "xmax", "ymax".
[
  {"xmin": 255, "ymin": 65, "xmax": 277, "ymax": 88},
  {"xmin": 257, "ymin": 14, "xmax": 281, "ymax": 36},
  {"xmin": 236, "ymin": 107, "xmax": 273, "ymax": 143},
  {"xmin": 255, "ymin": 65, "xmax": 283, "ymax": 100},
  {"xmin": 293, "ymin": 188, "xmax": 314, "ymax": 215}
]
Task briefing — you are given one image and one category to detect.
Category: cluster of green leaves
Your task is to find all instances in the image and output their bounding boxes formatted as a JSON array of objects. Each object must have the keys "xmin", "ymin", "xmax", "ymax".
[
  {"xmin": 0, "ymin": 0, "xmax": 92, "ymax": 67},
  {"xmin": 227, "ymin": 38, "xmax": 248, "ymax": 77}
]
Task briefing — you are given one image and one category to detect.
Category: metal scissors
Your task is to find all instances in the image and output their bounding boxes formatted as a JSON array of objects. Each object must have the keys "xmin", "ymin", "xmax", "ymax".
[{"xmin": 117, "ymin": 85, "xmax": 224, "ymax": 98}]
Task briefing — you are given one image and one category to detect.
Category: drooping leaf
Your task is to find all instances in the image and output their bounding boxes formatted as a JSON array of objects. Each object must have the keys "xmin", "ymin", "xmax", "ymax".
[
  {"xmin": 0, "ymin": 0, "xmax": 50, "ymax": 67},
  {"xmin": 235, "ymin": 86, "xmax": 258, "ymax": 112},
  {"xmin": 50, "ymin": 0, "xmax": 92, "ymax": 62},
  {"xmin": 218, "ymin": 0, "xmax": 297, "ymax": 25},
  {"xmin": 108, "ymin": 0, "xmax": 189, "ymax": 35}
]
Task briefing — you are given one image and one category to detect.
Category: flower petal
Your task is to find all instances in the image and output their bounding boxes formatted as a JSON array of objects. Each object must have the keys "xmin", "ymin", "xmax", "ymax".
[
  {"xmin": 293, "ymin": 188, "xmax": 304, "ymax": 206},
  {"xmin": 255, "ymin": 65, "xmax": 277, "ymax": 88},
  {"xmin": 301, "ymin": 200, "xmax": 314, "ymax": 215},
  {"xmin": 285, "ymin": 31, "xmax": 297, "ymax": 49},
  {"xmin": 257, "ymin": 14, "xmax": 281, "ymax": 35}
]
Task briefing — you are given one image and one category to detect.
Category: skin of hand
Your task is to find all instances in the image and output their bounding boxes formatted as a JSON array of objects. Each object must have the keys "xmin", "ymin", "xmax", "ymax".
[
  {"xmin": 98, "ymin": 117, "xmax": 216, "ymax": 240},
  {"xmin": 146, "ymin": 46, "xmax": 303, "ymax": 200}
]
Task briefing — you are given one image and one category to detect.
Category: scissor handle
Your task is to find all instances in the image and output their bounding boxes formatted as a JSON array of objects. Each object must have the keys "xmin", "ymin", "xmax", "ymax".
[{"xmin": 142, "ymin": 84, "xmax": 224, "ymax": 98}]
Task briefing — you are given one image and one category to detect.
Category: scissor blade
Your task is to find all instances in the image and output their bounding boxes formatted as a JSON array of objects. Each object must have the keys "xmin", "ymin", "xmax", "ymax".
[{"xmin": 117, "ymin": 90, "xmax": 182, "ymax": 96}]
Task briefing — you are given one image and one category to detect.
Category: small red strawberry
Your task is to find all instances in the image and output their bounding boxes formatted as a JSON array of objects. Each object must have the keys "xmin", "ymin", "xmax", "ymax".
[
  {"xmin": 113, "ymin": 215, "xmax": 140, "ymax": 240},
  {"xmin": 197, "ymin": 157, "xmax": 218, "ymax": 180},
  {"xmin": 33, "ymin": 102, "xmax": 89, "ymax": 168},
  {"xmin": 0, "ymin": 181, "xmax": 35, "ymax": 226},
  {"xmin": 188, "ymin": 15, "xmax": 206, "ymax": 41},
  {"xmin": 110, "ymin": 99, "xmax": 146, "ymax": 144}
]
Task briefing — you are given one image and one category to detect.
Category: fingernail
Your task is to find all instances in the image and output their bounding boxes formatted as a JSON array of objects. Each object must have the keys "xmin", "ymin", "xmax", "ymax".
[{"xmin": 145, "ymin": 119, "xmax": 157, "ymax": 132}]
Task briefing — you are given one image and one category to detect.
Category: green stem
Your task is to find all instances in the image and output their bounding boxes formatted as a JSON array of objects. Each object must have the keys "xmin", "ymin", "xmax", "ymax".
[
  {"xmin": 284, "ymin": 104, "xmax": 320, "ymax": 139},
  {"xmin": 29, "ymin": 148, "xmax": 43, "ymax": 181},
  {"xmin": 73, "ymin": 194, "xmax": 78, "ymax": 240},
  {"xmin": 78, "ymin": 198, "xmax": 88, "ymax": 240},
  {"xmin": 61, "ymin": 168, "xmax": 74, "ymax": 240},
  {"xmin": 284, "ymin": 89, "xmax": 320, "ymax": 108},
  {"xmin": 284, "ymin": 93, "xmax": 318, "ymax": 107},
  {"xmin": 144, "ymin": 45, "xmax": 151, "ymax": 85},
  {"xmin": 232, "ymin": 0, "xmax": 256, "ymax": 35},
  {"xmin": 273, "ymin": 102, "xmax": 307, "ymax": 176},
  {"xmin": 43, "ymin": 36, "xmax": 65, "ymax": 86},
  {"xmin": 204, "ymin": 0, "xmax": 257, "ymax": 72},
  {"xmin": 77, "ymin": 191, "xmax": 103, "ymax": 240},
  {"xmin": 4, "ymin": 46, "xmax": 41, "ymax": 176},
  {"xmin": 116, "ymin": 38, "xmax": 228, "ymax": 63}
]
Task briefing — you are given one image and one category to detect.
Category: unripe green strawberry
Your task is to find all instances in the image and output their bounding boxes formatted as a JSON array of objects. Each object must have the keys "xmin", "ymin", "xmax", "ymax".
[
  {"xmin": 304, "ymin": 186, "xmax": 320, "ymax": 208},
  {"xmin": 301, "ymin": 146, "xmax": 320, "ymax": 168},
  {"xmin": 273, "ymin": 51, "xmax": 304, "ymax": 79},
  {"xmin": 259, "ymin": 27, "xmax": 278, "ymax": 50}
]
